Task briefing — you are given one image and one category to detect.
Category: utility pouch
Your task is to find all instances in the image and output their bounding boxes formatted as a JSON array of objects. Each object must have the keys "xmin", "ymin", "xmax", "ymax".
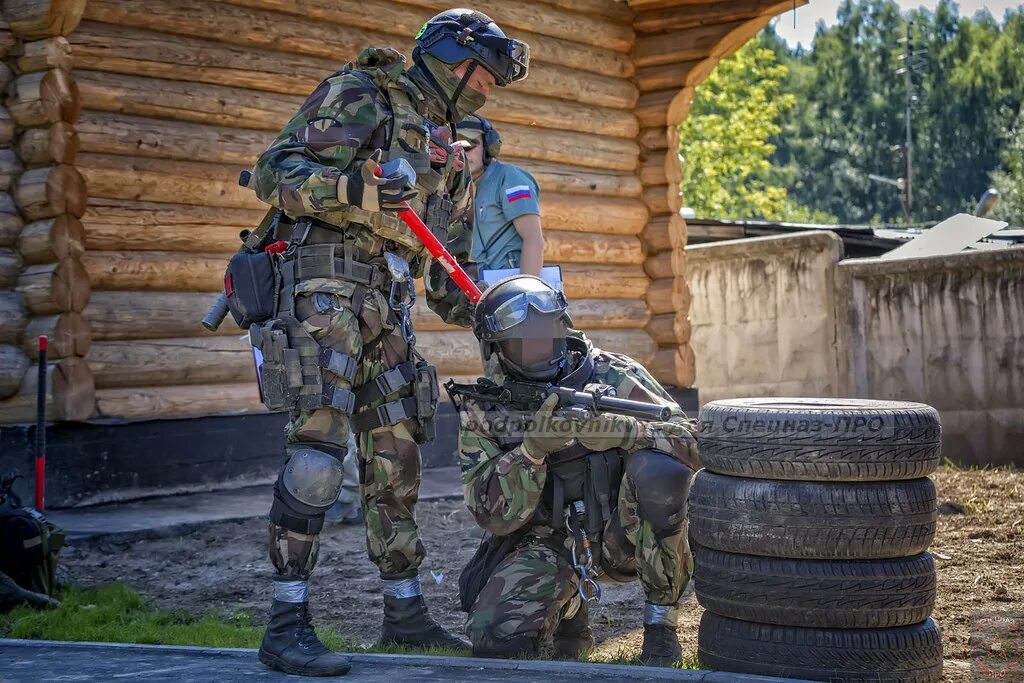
[
  {"xmin": 423, "ymin": 193, "xmax": 453, "ymax": 244},
  {"xmin": 413, "ymin": 361, "xmax": 439, "ymax": 444},
  {"xmin": 249, "ymin": 321, "xmax": 301, "ymax": 411},
  {"xmin": 225, "ymin": 251, "xmax": 278, "ymax": 329}
]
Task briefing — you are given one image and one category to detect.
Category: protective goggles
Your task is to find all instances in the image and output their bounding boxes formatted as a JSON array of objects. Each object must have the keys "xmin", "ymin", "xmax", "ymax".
[
  {"xmin": 419, "ymin": 23, "xmax": 530, "ymax": 86},
  {"xmin": 482, "ymin": 289, "xmax": 568, "ymax": 336}
]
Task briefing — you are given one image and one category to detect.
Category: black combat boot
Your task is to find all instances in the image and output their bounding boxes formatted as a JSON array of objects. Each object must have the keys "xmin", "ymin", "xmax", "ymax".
[
  {"xmin": 639, "ymin": 623, "xmax": 682, "ymax": 667},
  {"xmin": 258, "ymin": 600, "xmax": 352, "ymax": 676},
  {"xmin": 552, "ymin": 601, "xmax": 595, "ymax": 659},
  {"xmin": 380, "ymin": 593, "xmax": 471, "ymax": 650}
]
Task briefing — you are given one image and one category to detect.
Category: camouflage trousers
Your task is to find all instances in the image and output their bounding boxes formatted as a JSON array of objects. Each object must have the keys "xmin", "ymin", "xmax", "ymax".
[
  {"xmin": 466, "ymin": 452, "xmax": 694, "ymax": 656},
  {"xmin": 269, "ymin": 278, "xmax": 427, "ymax": 581}
]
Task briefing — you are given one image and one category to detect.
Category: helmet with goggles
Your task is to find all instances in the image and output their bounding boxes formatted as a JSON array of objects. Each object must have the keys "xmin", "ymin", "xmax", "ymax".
[
  {"xmin": 415, "ymin": 9, "xmax": 530, "ymax": 87},
  {"xmin": 474, "ymin": 275, "xmax": 572, "ymax": 382}
]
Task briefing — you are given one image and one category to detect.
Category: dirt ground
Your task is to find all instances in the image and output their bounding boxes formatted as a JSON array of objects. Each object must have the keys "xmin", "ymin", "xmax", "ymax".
[{"xmin": 61, "ymin": 465, "xmax": 1022, "ymax": 681}]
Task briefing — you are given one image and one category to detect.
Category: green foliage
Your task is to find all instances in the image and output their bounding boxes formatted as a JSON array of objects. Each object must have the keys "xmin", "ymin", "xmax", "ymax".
[
  {"xmin": 768, "ymin": 0, "xmax": 1024, "ymax": 224},
  {"xmin": 677, "ymin": 37, "xmax": 836, "ymax": 223},
  {"xmin": 989, "ymin": 108, "xmax": 1024, "ymax": 225},
  {"xmin": 0, "ymin": 583, "xmax": 271, "ymax": 648}
]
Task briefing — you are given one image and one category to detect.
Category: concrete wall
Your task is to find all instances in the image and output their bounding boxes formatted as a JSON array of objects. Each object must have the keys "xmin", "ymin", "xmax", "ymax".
[
  {"xmin": 687, "ymin": 232, "xmax": 1024, "ymax": 466},
  {"xmin": 687, "ymin": 232, "xmax": 844, "ymax": 404},
  {"xmin": 835, "ymin": 249, "xmax": 1024, "ymax": 466}
]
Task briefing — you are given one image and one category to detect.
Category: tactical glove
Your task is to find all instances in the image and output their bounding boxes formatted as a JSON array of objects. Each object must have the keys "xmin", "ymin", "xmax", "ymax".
[
  {"xmin": 576, "ymin": 413, "xmax": 640, "ymax": 452},
  {"xmin": 523, "ymin": 394, "xmax": 577, "ymax": 459},
  {"xmin": 339, "ymin": 150, "xmax": 418, "ymax": 213}
]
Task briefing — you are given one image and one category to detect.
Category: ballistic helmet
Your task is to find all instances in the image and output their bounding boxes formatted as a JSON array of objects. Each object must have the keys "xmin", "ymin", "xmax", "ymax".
[
  {"xmin": 474, "ymin": 275, "xmax": 571, "ymax": 382},
  {"xmin": 415, "ymin": 9, "xmax": 530, "ymax": 87}
]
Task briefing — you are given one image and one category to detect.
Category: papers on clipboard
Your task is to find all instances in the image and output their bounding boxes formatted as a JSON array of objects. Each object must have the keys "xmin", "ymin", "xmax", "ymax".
[{"xmin": 480, "ymin": 265, "xmax": 563, "ymax": 292}]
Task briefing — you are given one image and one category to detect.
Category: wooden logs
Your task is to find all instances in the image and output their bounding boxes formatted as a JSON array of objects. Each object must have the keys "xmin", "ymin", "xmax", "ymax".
[
  {"xmin": 15, "ymin": 121, "xmax": 78, "ymax": 164},
  {"xmin": 0, "ymin": 210, "xmax": 22, "ymax": 246},
  {"xmin": 412, "ymin": 297, "xmax": 648, "ymax": 333},
  {"xmin": 85, "ymin": 291, "xmax": 242, "ymax": 340},
  {"xmin": 75, "ymin": 71, "xmax": 636, "ymax": 144},
  {"xmin": 6, "ymin": 69, "xmax": 79, "ymax": 126},
  {"xmin": 69, "ymin": 21, "xmax": 638, "ymax": 110},
  {"xmin": 643, "ymin": 216, "xmax": 671, "ymax": 252},
  {"xmin": 0, "ymin": 247, "xmax": 21, "ymax": 287},
  {"xmin": 2, "ymin": 0, "xmax": 87, "ymax": 39},
  {"xmin": 0, "ymin": 107, "xmax": 13, "ymax": 145},
  {"xmin": 543, "ymin": 231, "xmax": 644, "ymax": 265},
  {"xmin": 647, "ymin": 277, "xmax": 691, "ymax": 316},
  {"xmin": 94, "ymin": 383, "xmax": 263, "ymax": 420},
  {"xmin": 0, "ymin": 291, "xmax": 27, "ymax": 343},
  {"xmin": 0, "ymin": 343, "xmax": 29, "ymax": 399},
  {"xmin": 87, "ymin": 336, "xmax": 254, "ymax": 388},
  {"xmin": 635, "ymin": 21, "xmax": 748, "ymax": 68},
  {"xmin": 542, "ymin": 194, "xmax": 648, "ymax": 235},
  {"xmin": 16, "ymin": 258, "xmax": 89, "ymax": 313},
  {"xmin": 75, "ymin": 111, "xmax": 642, "ymax": 199},
  {"xmin": 643, "ymin": 184, "xmax": 672, "ymax": 215},
  {"xmin": 22, "ymin": 311, "xmax": 89, "ymax": 358},
  {"xmin": 13, "ymin": 164, "xmax": 87, "ymax": 219},
  {"xmin": 81, "ymin": 0, "xmax": 634, "ymax": 78},
  {"xmin": 81, "ymin": 199, "xmax": 263, "ymax": 252},
  {"xmin": 644, "ymin": 251, "xmax": 674, "ymax": 280},
  {"xmin": 82, "ymin": 251, "xmax": 226, "ymax": 292},
  {"xmin": 12, "ymin": 35, "xmax": 72, "ymax": 73},
  {"xmin": 17, "ymin": 215, "xmax": 83, "ymax": 263},
  {"xmin": 0, "ymin": 147, "xmax": 23, "ymax": 191},
  {"xmin": 0, "ymin": 355, "xmax": 94, "ymax": 422},
  {"xmin": 646, "ymin": 313, "xmax": 692, "ymax": 347}
]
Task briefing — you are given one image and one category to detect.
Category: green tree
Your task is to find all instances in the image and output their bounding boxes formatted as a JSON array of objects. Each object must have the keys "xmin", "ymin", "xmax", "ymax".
[
  {"xmin": 769, "ymin": 0, "xmax": 1024, "ymax": 223},
  {"xmin": 677, "ymin": 36, "xmax": 835, "ymax": 222},
  {"xmin": 990, "ymin": 107, "xmax": 1024, "ymax": 225}
]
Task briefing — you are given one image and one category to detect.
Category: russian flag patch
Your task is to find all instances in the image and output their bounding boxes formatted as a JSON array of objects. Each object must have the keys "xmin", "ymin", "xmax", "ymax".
[{"xmin": 505, "ymin": 185, "xmax": 532, "ymax": 203}]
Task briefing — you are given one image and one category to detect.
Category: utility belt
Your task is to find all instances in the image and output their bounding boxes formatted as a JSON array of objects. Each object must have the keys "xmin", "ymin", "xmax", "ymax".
[{"xmin": 239, "ymin": 218, "xmax": 436, "ymax": 443}]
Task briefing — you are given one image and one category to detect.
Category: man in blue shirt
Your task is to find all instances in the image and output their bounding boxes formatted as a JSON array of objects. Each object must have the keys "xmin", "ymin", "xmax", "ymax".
[{"xmin": 458, "ymin": 115, "xmax": 545, "ymax": 275}]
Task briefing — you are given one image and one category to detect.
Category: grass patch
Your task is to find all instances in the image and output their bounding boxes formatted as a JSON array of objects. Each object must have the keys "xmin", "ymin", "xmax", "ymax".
[{"xmin": 0, "ymin": 582, "xmax": 696, "ymax": 668}]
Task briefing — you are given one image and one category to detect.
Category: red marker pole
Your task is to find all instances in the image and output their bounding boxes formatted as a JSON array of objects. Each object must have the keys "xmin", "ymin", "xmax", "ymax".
[
  {"xmin": 35, "ymin": 335, "xmax": 47, "ymax": 511},
  {"xmin": 373, "ymin": 166, "xmax": 482, "ymax": 303}
]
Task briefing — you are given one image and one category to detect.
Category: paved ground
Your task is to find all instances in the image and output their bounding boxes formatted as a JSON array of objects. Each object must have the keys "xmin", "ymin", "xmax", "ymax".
[
  {"xmin": 0, "ymin": 640, "xmax": 809, "ymax": 683},
  {"xmin": 47, "ymin": 467, "xmax": 462, "ymax": 540}
]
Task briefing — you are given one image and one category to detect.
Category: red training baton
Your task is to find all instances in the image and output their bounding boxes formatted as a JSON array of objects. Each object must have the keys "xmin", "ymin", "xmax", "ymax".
[
  {"xmin": 35, "ymin": 335, "xmax": 47, "ymax": 511},
  {"xmin": 374, "ymin": 167, "xmax": 482, "ymax": 303}
]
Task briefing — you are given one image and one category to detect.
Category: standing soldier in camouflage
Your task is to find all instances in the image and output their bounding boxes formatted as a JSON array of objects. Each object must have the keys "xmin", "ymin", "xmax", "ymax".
[
  {"xmin": 452, "ymin": 276, "xmax": 700, "ymax": 666},
  {"xmin": 247, "ymin": 10, "xmax": 529, "ymax": 677}
]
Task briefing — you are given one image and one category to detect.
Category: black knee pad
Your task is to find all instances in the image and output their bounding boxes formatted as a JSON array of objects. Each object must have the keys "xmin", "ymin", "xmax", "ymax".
[
  {"xmin": 626, "ymin": 449, "xmax": 694, "ymax": 533},
  {"xmin": 269, "ymin": 443, "xmax": 346, "ymax": 535}
]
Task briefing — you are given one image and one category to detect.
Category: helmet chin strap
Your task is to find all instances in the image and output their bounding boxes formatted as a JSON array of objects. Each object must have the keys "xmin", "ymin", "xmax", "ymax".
[{"xmin": 411, "ymin": 49, "xmax": 478, "ymax": 138}]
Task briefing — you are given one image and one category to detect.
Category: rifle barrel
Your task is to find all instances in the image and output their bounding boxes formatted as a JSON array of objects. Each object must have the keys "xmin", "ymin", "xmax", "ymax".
[{"xmin": 585, "ymin": 393, "xmax": 671, "ymax": 421}]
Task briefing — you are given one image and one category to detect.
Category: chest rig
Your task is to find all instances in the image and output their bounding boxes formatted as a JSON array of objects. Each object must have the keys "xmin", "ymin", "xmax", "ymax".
[{"xmin": 321, "ymin": 53, "xmax": 460, "ymax": 256}]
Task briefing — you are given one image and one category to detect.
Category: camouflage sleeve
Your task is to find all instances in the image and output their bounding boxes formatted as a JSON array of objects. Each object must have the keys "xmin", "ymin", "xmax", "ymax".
[
  {"xmin": 252, "ymin": 72, "xmax": 389, "ymax": 215},
  {"xmin": 609, "ymin": 353, "xmax": 701, "ymax": 470},
  {"xmin": 458, "ymin": 400, "xmax": 547, "ymax": 535}
]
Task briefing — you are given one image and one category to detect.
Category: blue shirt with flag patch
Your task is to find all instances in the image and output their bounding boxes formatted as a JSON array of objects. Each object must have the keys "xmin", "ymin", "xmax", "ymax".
[{"xmin": 470, "ymin": 159, "xmax": 541, "ymax": 271}]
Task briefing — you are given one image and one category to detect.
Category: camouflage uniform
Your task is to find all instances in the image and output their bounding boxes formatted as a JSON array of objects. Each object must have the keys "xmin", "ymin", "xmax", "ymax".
[
  {"xmin": 456, "ymin": 332, "xmax": 700, "ymax": 656},
  {"xmin": 252, "ymin": 47, "xmax": 476, "ymax": 584}
]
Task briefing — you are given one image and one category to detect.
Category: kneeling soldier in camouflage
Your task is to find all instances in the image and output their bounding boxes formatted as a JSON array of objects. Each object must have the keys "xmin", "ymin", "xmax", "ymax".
[
  {"xmin": 451, "ymin": 276, "xmax": 700, "ymax": 665},
  {"xmin": 245, "ymin": 9, "xmax": 529, "ymax": 677}
]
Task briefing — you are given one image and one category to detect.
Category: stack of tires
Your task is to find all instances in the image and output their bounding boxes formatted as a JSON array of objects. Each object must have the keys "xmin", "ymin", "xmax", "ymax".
[{"xmin": 689, "ymin": 398, "xmax": 944, "ymax": 683}]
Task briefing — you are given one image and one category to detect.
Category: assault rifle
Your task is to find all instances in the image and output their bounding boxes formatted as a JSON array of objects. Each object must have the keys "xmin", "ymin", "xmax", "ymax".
[{"xmin": 445, "ymin": 378, "xmax": 672, "ymax": 422}]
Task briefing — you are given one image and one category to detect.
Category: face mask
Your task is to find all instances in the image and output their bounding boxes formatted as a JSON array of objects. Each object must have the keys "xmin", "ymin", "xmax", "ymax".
[{"xmin": 412, "ymin": 53, "xmax": 488, "ymax": 123}]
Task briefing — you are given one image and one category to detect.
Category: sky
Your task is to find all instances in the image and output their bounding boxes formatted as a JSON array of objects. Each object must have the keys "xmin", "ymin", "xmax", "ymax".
[{"xmin": 771, "ymin": 0, "xmax": 1023, "ymax": 48}]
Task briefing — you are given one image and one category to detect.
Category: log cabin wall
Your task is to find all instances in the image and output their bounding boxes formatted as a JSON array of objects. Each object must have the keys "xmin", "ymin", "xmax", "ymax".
[
  {"xmin": 0, "ymin": 0, "xmax": 94, "ymax": 423},
  {"xmin": 630, "ymin": 0, "xmax": 806, "ymax": 388},
  {"xmin": 0, "ymin": 0, "xmax": 801, "ymax": 424}
]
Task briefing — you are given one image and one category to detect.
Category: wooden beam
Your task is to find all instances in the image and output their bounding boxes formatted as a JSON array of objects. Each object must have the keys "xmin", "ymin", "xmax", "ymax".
[
  {"xmin": 11, "ymin": 35, "xmax": 72, "ymax": 73},
  {"xmin": 0, "ymin": 355, "xmax": 94, "ymax": 423},
  {"xmin": 16, "ymin": 257, "xmax": 89, "ymax": 314},
  {"xmin": 17, "ymin": 215, "xmax": 83, "ymax": 264},
  {"xmin": 634, "ymin": 20, "xmax": 746, "ymax": 67},
  {"xmin": 0, "ymin": 344, "xmax": 29, "ymax": 400},
  {"xmin": 2, "ymin": 0, "xmax": 86, "ymax": 39},
  {"xmin": 634, "ymin": 0, "xmax": 789, "ymax": 34},
  {"xmin": 69, "ymin": 21, "xmax": 638, "ymax": 110},
  {"xmin": 94, "ymin": 383, "xmax": 262, "ymax": 420},
  {"xmin": 74, "ymin": 112, "xmax": 642, "ymax": 197},
  {"xmin": 6, "ymin": 69, "xmax": 78, "ymax": 126},
  {"xmin": 81, "ymin": 0, "xmax": 634, "ymax": 78},
  {"xmin": 0, "ymin": 291, "xmax": 27, "ymax": 344}
]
